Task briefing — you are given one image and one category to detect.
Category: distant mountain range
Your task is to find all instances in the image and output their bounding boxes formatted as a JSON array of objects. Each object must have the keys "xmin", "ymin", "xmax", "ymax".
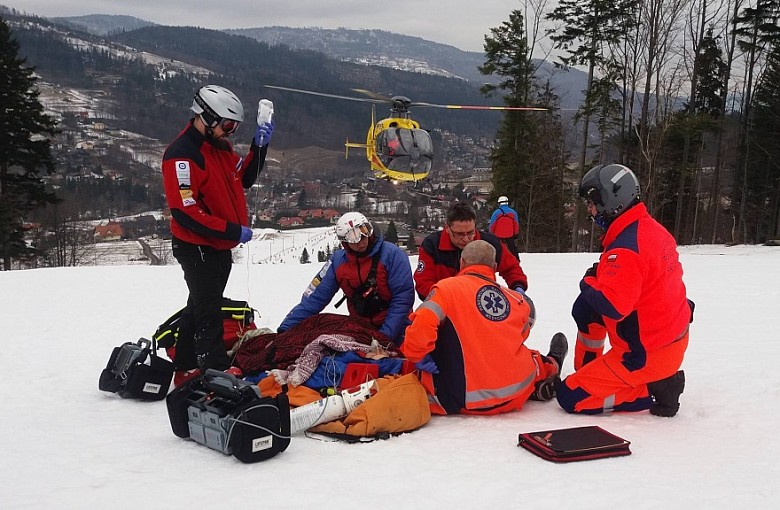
[
  {"xmin": 49, "ymin": 13, "xmax": 587, "ymax": 109},
  {"xmin": 50, "ymin": 13, "xmax": 156, "ymax": 34}
]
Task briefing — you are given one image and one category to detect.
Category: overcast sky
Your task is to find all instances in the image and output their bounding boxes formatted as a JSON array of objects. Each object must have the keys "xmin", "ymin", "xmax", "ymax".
[{"xmin": 3, "ymin": 0, "xmax": 550, "ymax": 53}]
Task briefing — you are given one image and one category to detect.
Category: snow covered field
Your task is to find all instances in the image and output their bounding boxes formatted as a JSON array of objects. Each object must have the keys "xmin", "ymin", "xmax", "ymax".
[{"xmin": 1, "ymin": 232, "xmax": 778, "ymax": 508}]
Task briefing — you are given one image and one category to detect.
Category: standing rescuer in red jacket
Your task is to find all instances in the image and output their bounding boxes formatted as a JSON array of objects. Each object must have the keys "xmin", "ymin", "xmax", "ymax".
[
  {"xmin": 402, "ymin": 240, "xmax": 568, "ymax": 415},
  {"xmin": 557, "ymin": 164, "xmax": 694, "ymax": 417},
  {"xmin": 414, "ymin": 202, "xmax": 528, "ymax": 300},
  {"xmin": 162, "ymin": 85, "xmax": 273, "ymax": 382}
]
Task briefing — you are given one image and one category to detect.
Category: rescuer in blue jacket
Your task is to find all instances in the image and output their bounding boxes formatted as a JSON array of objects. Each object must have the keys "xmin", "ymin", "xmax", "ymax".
[{"xmin": 278, "ymin": 212, "xmax": 415, "ymax": 345}]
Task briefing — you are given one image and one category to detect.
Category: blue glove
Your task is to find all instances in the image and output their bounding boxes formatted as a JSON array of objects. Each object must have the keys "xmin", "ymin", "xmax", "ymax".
[
  {"xmin": 239, "ymin": 226, "xmax": 253, "ymax": 244},
  {"xmin": 415, "ymin": 354, "xmax": 439, "ymax": 374},
  {"xmin": 584, "ymin": 262, "xmax": 598, "ymax": 279},
  {"xmin": 254, "ymin": 120, "xmax": 274, "ymax": 146},
  {"xmin": 513, "ymin": 286, "xmax": 526, "ymax": 296}
]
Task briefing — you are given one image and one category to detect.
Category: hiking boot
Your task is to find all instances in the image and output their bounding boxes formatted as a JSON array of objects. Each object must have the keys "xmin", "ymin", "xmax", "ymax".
[
  {"xmin": 547, "ymin": 332, "xmax": 569, "ymax": 375},
  {"xmin": 529, "ymin": 375, "xmax": 561, "ymax": 401},
  {"xmin": 648, "ymin": 370, "xmax": 685, "ymax": 417},
  {"xmin": 529, "ymin": 333, "xmax": 569, "ymax": 402}
]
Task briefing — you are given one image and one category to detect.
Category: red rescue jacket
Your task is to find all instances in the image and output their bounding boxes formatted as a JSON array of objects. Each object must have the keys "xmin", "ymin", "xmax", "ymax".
[
  {"xmin": 414, "ymin": 230, "xmax": 528, "ymax": 299},
  {"xmin": 580, "ymin": 203, "xmax": 691, "ymax": 366},
  {"xmin": 162, "ymin": 122, "xmax": 266, "ymax": 250}
]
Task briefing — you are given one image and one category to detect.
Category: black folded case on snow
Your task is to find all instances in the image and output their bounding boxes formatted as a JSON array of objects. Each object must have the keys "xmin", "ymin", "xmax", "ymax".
[
  {"xmin": 166, "ymin": 369, "xmax": 290, "ymax": 463},
  {"xmin": 98, "ymin": 338, "xmax": 173, "ymax": 400},
  {"xmin": 517, "ymin": 425, "xmax": 631, "ymax": 462}
]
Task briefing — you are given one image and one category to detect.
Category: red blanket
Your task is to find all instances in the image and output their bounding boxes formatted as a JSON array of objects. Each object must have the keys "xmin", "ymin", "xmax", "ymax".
[{"xmin": 234, "ymin": 313, "xmax": 396, "ymax": 375}]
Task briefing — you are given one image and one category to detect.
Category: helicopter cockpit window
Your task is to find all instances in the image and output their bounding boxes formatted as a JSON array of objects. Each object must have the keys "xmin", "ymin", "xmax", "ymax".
[{"xmin": 378, "ymin": 128, "xmax": 433, "ymax": 176}]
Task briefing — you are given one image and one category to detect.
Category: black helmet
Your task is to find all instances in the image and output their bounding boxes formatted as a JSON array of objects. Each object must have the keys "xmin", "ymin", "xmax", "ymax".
[{"xmin": 579, "ymin": 164, "xmax": 640, "ymax": 226}]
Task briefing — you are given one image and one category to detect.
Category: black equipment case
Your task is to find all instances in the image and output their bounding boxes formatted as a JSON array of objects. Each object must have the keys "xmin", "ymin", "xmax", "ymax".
[{"xmin": 166, "ymin": 369, "xmax": 290, "ymax": 463}]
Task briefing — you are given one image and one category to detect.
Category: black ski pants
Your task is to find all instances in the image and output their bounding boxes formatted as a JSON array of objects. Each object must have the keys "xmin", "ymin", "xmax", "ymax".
[
  {"xmin": 500, "ymin": 237, "xmax": 520, "ymax": 259},
  {"xmin": 172, "ymin": 237, "xmax": 232, "ymax": 371}
]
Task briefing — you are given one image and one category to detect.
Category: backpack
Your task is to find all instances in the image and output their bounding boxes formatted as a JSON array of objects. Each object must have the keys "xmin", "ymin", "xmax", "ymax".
[
  {"xmin": 351, "ymin": 250, "xmax": 390, "ymax": 317},
  {"xmin": 491, "ymin": 209, "xmax": 520, "ymax": 239},
  {"xmin": 153, "ymin": 298, "xmax": 257, "ymax": 362}
]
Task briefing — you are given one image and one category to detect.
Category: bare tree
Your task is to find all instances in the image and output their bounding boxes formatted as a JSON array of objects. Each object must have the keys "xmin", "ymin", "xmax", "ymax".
[
  {"xmin": 39, "ymin": 200, "xmax": 94, "ymax": 267},
  {"xmin": 633, "ymin": 0, "xmax": 690, "ymax": 213}
]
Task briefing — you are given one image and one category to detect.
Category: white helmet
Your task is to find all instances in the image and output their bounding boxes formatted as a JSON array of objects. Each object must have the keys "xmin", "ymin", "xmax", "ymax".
[
  {"xmin": 498, "ymin": 196, "xmax": 509, "ymax": 205},
  {"xmin": 336, "ymin": 212, "xmax": 373, "ymax": 244},
  {"xmin": 191, "ymin": 85, "xmax": 244, "ymax": 128}
]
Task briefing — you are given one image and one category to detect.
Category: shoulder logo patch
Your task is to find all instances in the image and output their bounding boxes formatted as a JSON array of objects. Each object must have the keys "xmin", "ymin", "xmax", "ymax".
[
  {"xmin": 416, "ymin": 260, "xmax": 425, "ymax": 273},
  {"xmin": 175, "ymin": 161, "xmax": 191, "ymax": 187},
  {"xmin": 476, "ymin": 285, "xmax": 510, "ymax": 321}
]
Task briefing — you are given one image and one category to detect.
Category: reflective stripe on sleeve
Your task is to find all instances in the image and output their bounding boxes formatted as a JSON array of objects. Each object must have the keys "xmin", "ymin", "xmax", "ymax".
[{"xmin": 418, "ymin": 300, "xmax": 446, "ymax": 323}]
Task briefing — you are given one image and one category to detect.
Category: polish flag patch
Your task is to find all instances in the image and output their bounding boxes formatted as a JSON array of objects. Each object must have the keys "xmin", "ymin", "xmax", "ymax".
[{"xmin": 607, "ymin": 254, "xmax": 618, "ymax": 262}]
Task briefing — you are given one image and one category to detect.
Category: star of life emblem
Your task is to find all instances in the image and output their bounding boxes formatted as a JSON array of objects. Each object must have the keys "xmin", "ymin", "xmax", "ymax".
[{"xmin": 476, "ymin": 285, "xmax": 509, "ymax": 321}]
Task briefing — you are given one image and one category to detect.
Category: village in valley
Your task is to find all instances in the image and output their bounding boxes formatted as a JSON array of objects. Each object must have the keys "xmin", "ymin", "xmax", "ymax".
[{"xmin": 33, "ymin": 82, "xmax": 499, "ymax": 266}]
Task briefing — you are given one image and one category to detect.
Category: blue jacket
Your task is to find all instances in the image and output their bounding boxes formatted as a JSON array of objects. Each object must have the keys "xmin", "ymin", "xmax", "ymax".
[{"xmin": 278, "ymin": 237, "xmax": 415, "ymax": 343}]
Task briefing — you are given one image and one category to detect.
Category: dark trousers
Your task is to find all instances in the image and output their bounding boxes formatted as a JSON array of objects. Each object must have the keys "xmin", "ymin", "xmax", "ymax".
[
  {"xmin": 172, "ymin": 237, "xmax": 232, "ymax": 371},
  {"xmin": 501, "ymin": 237, "xmax": 520, "ymax": 259}
]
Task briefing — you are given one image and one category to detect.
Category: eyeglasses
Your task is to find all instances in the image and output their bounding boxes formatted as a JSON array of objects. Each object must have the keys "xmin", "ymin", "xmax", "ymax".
[
  {"xmin": 449, "ymin": 227, "xmax": 476, "ymax": 239},
  {"xmin": 338, "ymin": 222, "xmax": 374, "ymax": 244},
  {"xmin": 219, "ymin": 118, "xmax": 240, "ymax": 135}
]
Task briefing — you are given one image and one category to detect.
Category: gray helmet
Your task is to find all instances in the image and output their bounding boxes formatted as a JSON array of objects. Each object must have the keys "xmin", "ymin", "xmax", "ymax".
[
  {"xmin": 191, "ymin": 85, "xmax": 244, "ymax": 127},
  {"xmin": 579, "ymin": 164, "xmax": 640, "ymax": 225}
]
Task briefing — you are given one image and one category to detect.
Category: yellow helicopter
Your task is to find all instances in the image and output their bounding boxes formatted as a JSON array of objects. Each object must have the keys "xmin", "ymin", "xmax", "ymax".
[{"xmin": 265, "ymin": 85, "xmax": 547, "ymax": 183}]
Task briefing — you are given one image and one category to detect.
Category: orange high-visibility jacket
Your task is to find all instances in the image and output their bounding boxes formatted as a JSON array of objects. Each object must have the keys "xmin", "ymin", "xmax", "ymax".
[{"xmin": 402, "ymin": 264, "xmax": 537, "ymax": 414}]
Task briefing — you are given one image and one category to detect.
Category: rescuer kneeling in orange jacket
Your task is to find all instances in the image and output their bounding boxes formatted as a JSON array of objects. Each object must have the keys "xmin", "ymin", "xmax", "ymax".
[
  {"xmin": 401, "ymin": 240, "xmax": 568, "ymax": 415},
  {"xmin": 557, "ymin": 164, "xmax": 694, "ymax": 418}
]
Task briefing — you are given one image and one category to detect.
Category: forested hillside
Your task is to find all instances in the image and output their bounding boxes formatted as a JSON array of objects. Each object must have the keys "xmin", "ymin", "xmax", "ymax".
[{"xmin": 11, "ymin": 14, "xmax": 503, "ymax": 149}]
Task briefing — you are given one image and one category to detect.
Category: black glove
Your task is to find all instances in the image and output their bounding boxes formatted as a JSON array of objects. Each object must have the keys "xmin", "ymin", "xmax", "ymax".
[{"xmin": 584, "ymin": 262, "xmax": 598, "ymax": 279}]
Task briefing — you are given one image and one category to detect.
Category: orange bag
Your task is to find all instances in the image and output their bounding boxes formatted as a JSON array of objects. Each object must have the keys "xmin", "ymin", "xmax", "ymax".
[{"xmin": 311, "ymin": 373, "xmax": 431, "ymax": 438}]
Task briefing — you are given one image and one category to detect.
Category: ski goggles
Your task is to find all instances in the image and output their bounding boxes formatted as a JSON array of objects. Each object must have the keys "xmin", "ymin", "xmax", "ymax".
[
  {"xmin": 219, "ymin": 118, "xmax": 240, "ymax": 135},
  {"xmin": 338, "ymin": 222, "xmax": 373, "ymax": 244}
]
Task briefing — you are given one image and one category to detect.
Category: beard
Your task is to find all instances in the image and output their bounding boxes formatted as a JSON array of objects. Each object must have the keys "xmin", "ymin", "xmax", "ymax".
[{"xmin": 206, "ymin": 131, "xmax": 232, "ymax": 151}]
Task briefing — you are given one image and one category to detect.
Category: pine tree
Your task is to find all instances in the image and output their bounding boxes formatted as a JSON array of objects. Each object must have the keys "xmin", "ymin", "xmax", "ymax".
[
  {"xmin": 297, "ymin": 188, "xmax": 307, "ymax": 207},
  {"xmin": 0, "ymin": 18, "xmax": 59, "ymax": 270},
  {"xmin": 733, "ymin": 0, "xmax": 780, "ymax": 242},
  {"xmin": 405, "ymin": 233, "xmax": 417, "ymax": 254},
  {"xmin": 546, "ymin": 0, "xmax": 638, "ymax": 249},
  {"xmin": 385, "ymin": 220, "xmax": 399, "ymax": 244},
  {"xmin": 746, "ymin": 41, "xmax": 780, "ymax": 241},
  {"xmin": 480, "ymin": 10, "xmax": 569, "ymax": 251},
  {"xmin": 300, "ymin": 247, "xmax": 310, "ymax": 263}
]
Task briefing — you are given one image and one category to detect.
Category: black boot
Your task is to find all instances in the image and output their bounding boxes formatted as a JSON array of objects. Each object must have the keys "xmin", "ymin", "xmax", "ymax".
[
  {"xmin": 529, "ymin": 333, "xmax": 569, "ymax": 401},
  {"xmin": 547, "ymin": 332, "xmax": 569, "ymax": 374},
  {"xmin": 648, "ymin": 370, "xmax": 685, "ymax": 417}
]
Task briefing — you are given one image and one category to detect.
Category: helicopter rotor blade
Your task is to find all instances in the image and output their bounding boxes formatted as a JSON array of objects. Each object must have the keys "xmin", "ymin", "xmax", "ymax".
[
  {"xmin": 409, "ymin": 102, "xmax": 548, "ymax": 111},
  {"xmin": 264, "ymin": 85, "xmax": 387, "ymax": 104},
  {"xmin": 350, "ymin": 88, "xmax": 394, "ymax": 103}
]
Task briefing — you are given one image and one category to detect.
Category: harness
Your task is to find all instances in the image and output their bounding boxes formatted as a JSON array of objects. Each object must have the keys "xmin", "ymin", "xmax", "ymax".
[{"xmin": 335, "ymin": 250, "xmax": 390, "ymax": 317}]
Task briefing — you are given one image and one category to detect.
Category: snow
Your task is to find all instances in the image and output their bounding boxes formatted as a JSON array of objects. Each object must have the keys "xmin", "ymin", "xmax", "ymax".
[{"xmin": 1, "ymin": 230, "xmax": 779, "ymax": 508}]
